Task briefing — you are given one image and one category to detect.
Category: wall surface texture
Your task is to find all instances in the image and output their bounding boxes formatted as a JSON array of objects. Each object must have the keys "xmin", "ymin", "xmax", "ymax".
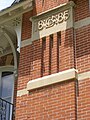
[{"xmin": 14, "ymin": 0, "xmax": 90, "ymax": 120}]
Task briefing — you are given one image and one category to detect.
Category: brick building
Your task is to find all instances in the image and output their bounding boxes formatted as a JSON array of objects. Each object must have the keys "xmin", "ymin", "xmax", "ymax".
[{"xmin": 0, "ymin": 0, "xmax": 90, "ymax": 120}]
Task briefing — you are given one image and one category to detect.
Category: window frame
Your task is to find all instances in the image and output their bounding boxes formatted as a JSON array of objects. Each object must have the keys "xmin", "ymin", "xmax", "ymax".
[{"xmin": 0, "ymin": 65, "xmax": 15, "ymax": 104}]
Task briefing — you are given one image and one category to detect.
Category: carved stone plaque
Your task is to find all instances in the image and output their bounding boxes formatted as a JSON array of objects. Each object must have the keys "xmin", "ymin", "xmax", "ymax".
[
  {"xmin": 31, "ymin": 1, "xmax": 75, "ymax": 41},
  {"xmin": 38, "ymin": 10, "xmax": 69, "ymax": 30}
]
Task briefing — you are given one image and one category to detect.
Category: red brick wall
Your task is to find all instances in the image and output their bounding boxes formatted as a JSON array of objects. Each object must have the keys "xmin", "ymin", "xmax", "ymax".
[
  {"xmin": 75, "ymin": 25, "xmax": 90, "ymax": 73},
  {"xmin": 15, "ymin": 80, "xmax": 76, "ymax": 120},
  {"xmin": 74, "ymin": 1, "xmax": 90, "ymax": 119},
  {"xmin": 17, "ymin": 28, "xmax": 75, "ymax": 90},
  {"xmin": 33, "ymin": 0, "xmax": 69, "ymax": 15},
  {"xmin": 74, "ymin": 0, "xmax": 90, "ymax": 21},
  {"xmin": 17, "ymin": 45, "xmax": 32, "ymax": 90},
  {"xmin": 22, "ymin": 11, "xmax": 33, "ymax": 41},
  {"xmin": 14, "ymin": 0, "xmax": 90, "ymax": 120},
  {"xmin": 77, "ymin": 78, "xmax": 90, "ymax": 119}
]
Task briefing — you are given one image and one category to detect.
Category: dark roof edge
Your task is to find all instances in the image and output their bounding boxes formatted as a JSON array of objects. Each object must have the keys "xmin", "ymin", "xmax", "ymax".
[
  {"xmin": 11, "ymin": 0, "xmax": 26, "ymax": 6},
  {"xmin": 0, "ymin": 0, "xmax": 27, "ymax": 12},
  {"xmin": 0, "ymin": 0, "xmax": 33, "ymax": 17}
]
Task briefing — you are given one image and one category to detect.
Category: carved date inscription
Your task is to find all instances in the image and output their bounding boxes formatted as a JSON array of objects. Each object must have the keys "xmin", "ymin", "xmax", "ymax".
[{"xmin": 38, "ymin": 10, "xmax": 69, "ymax": 30}]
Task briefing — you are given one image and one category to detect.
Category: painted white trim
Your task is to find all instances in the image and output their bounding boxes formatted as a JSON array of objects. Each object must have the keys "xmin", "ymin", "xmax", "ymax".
[
  {"xmin": 0, "ymin": 0, "xmax": 33, "ymax": 17},
  {"xmin": 0, "ymin": 66, "xmax": 15, "ymax": 104},
  {"xmin": 0, "ymin": 66, "xmax": 14, "ymax": 72},
  {"xmin": 4, "ymin": 33, "xmax": 17, "ymax": 71},
  {"xmin": 13, "ymin": 15, "xmax": 22, "ymax": 53},
  {"xmin": 0, "ymin": 0, "xmax": 33, "ymax": 25},
  {"xmin": 17, "ymin": 89, "xmax": 28, "ymax": 97},
  {"xmin": 0, "ymin": 50, "xmax": 12, "ymax": 57},
  {"xmin": 27, "ymin": 68, "xmax": 78, "ymax": 91},
  {"xmin": 0, "ymin": 8, "xmax": 33, "ymax": 25}
]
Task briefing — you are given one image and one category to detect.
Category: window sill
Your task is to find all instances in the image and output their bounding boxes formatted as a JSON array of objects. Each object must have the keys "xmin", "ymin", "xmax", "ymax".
[{"xmin": 27, "ymin": 68, "xmax": 78, "ymax": 91}]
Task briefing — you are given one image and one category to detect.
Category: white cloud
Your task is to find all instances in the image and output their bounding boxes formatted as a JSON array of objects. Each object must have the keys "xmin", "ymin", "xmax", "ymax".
[{"xmin": 0, "ymin": 0, "xmax": 15, "ymax": 11}]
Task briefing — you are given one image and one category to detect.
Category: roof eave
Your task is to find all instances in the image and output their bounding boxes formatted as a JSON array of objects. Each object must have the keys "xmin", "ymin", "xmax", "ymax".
[{"xmin": 0, "ymin": 0, "xmax": 33, "ymax": 17}]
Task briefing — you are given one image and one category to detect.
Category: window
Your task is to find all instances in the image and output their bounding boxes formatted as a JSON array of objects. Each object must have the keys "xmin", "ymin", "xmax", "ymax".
[
  {"xmin": 0, "ymin": 72, "xmax": 14, "ymax": 103},
  {"xmin": 0, "ymin": 70, "xmax": 14, "ymax": 120}
]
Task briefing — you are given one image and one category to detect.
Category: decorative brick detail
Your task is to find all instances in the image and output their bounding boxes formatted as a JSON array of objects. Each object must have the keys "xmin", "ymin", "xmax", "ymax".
[
  {"xmin": 13, "ymin": 0, "xmax": 90, "ymax": 120},
  {"xmin": 60, "ymin": 28, "xmax": 75, "ymax": 71},
  {"xmin": 18, "ymin": 28, "xmax": 75, "ymax": 91}
]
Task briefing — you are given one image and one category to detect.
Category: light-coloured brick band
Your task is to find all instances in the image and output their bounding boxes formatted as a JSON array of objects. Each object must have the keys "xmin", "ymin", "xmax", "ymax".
[
  {"xmin": 17, "ymin": 70, "xmax": 90, "ymax": 96},
  {"xmin": 27, "ymin": 68, "xmax": 78, "ymax": 91},
  {"xmin": 17, "ymin": 89, "xmax": 28, "ymax": 97}
]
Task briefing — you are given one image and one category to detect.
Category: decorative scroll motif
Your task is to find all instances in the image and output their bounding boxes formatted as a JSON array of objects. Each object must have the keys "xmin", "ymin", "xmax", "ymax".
[
  {"xmin": 12, "ymin": 17, "xmax": 21, "ymax": 27},
  {"xmin": 38, "ymin": 10, "xmax": 69, "ymax": 30}
]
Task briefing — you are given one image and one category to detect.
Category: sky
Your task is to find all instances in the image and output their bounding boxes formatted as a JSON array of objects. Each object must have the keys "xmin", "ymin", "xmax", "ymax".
[{"xmin": 0, "ymin": 0, "xmax": 15, "ymax": 11}]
